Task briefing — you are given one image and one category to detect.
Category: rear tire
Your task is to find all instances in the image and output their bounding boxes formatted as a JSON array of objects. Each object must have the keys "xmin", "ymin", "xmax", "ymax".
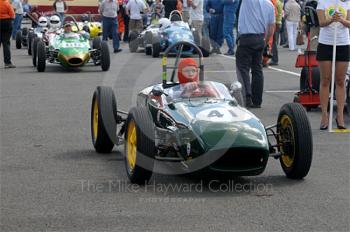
[
  {"xmin": 91, "ymin": 86, "xmax": 118, "ymax": 153},
  {"xmin": 129, "ymin": 31, "xmax": 139, "ymax": 53},
  {"xmin": 277, "ymin": 103, "xmax": 312, "ymax": 179},
  {"xmin": 16, "ymin": 30, "xmax": 22, "ymax": 49},
  {"xmin": 36, "ymin": 41, "xmax": 46, "ymax": 72},
  {"xmin": 124, "ymin": 107, "xmax": 155, "ymax": 184},
  {"xmin": 100, "ymin": 41, "xmax": 110, "ymax": 71}
]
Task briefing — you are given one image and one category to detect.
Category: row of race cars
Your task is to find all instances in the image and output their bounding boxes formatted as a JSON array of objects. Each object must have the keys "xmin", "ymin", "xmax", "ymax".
[{"xmin": 16, "ymin": 14, "xmax": 108, "ymax": 72}]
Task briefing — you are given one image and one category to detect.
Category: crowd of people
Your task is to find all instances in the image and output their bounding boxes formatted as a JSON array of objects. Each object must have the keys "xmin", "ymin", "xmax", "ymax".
[{"xmin": 0, "ymin": 0, "xmax": 349, "ymax": 129}]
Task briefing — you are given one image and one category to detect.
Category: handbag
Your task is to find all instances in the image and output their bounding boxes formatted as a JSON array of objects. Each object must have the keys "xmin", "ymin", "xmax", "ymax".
[{"xmin": 296, "ymin": 29, "xmax": 304, "ymax": 46}]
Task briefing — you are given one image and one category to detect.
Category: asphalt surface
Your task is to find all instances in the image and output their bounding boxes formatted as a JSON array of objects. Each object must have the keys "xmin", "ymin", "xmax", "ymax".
[{"xmin": 1, "ymin": 40, "xmax": 349, "ymax": 232}]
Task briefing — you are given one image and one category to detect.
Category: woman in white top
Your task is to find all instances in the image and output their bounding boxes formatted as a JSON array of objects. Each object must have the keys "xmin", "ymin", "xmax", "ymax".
[
  {"xmin": 53, "ymin": 0, "xmax": 68, "ymax": 22},
  {"xmin": 317, "ymin": 0, "xmax": 350, "ymax": 130}
]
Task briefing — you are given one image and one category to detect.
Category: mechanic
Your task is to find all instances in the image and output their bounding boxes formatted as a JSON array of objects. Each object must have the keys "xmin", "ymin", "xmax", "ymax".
[
  {"xmin": 177, "ymin": 58, "xmax": 217, "ymax": 98},
  {"xmin": 316, "ymin": 0, "xmax": 350, "ymax": 130},
  {"xmin": 11, "ymin": 0, "xmax": 23, "ymax": 40},
  {"xmin": 206, "ymin": 0, "xmax": 224, "ymax": 54},
  {"xmin": 235, "ymin": 0, "xmax": 275, "ymax": 108},
  {"xmin": 189, "ymin": 0, "xmax": 204, "ymax": 46},
  {"xmin": 125, "ymin": 0, "xmax": 148, "ymax": 34},
  {"xmin": 99, "ymin": 0, "xmax": 122, "ymax": 53},
  {"xmin": 0, "ymin": 0, "xmax": 15, "ymax": 68},
  {"xmin": 222, "ymin": 0, "xmax": 239, "ymax": 56}
]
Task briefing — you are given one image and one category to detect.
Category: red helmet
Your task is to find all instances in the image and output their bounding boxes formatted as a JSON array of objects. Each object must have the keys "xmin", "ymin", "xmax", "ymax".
[{"xmin": 178, "ymin": 58, "xmax": 199, "ymax": 84}]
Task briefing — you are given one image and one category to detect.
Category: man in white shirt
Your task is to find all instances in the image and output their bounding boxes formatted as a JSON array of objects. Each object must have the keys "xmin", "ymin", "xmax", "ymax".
[
  {"xmin": 11, "ymin": 0, "xmax": 24, "ymax": 40},
  {"xmin": 126, "ymin": 0, "xmax": 148, "ymax": 34},
  {"xmin": 182, "ymin": 0, "xmax": 191, "ymax": 23},
  {"xmin": 189, "ymin": 0, "xmax": 204, "ymax": 45}
]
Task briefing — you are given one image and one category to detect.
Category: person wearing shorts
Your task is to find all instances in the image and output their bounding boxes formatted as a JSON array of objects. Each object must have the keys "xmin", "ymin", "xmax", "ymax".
[
  {"xmin": 126, "ymin": 0, "xmax": 148, "ymax": 34},
  {"xmin": 316, "ymin": 0, "xmax": 350, "ymax": 130}
]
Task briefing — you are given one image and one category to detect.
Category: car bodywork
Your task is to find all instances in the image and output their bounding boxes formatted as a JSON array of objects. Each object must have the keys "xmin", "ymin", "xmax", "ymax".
[{"xmin": 91, "ymin": 41, "xmax": 313, "ymax": 184}]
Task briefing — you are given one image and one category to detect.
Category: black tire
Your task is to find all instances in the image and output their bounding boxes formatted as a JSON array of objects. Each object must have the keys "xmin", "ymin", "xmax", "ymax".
[
  {"xmin": 152, "ymin": 36, "xmax": 160, "ymax": 58},
  {"xmin": 36, "ymin": 41, "xmax": 46, "ymax": 72},
  {"xmin": 277, "ymin": 103, "xmax": 313, "ymax": 179},
  {"xmin": 27, "ymin": 32, "xmax": 33, "ymax": 55},
  {"xmin": 124, "ymin": 107, "xmax": 155, "ymax": 184},
  {"xmin": 91, "ymin": 86, "xmax": 118, "ymax": 153},
  {"xmin": 201, "ymin": 36, "xmax": 210, "ymax": 58},
  {"xmin": 16, "ymin": 30, "xmax": 22, "ymax": 49},
  {"xmin": 22, "ymin": 27, "xmax": 28, "ymax": 36},
  {"xmin": 300, "ymin": 67, "xmax": 320, "ymax": 92},
  {"xmin": 144, "ymin": 31, "xmax": 152, "ymax": 55},
  {"xmin": 92, "ymin": 36, "xmax": 101, "ymax": 50},
  {"xmin": 129, "ymin": 31, "xmax": 139, "ymax": 53},
  {"xmin": 100, "ymin": 41, "xmax": 110, "ymax": 71},
  {"xmin": 32, "ymin": 37, "xmax": 40, "ymax": 67}
]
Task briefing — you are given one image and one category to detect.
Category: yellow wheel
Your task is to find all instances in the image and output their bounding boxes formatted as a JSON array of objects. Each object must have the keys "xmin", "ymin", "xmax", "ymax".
[
  {"xmin": 124, "ymin": 107, "xmax": 155, "ymax": 184},
  {"xmin": 277, "ymin": 103, "xmax": 313, "ymax": 179},
  {"xmin": 91, "ymin": 86, "xmax": 117, "ymax": 153},
  {"xmin": 126, "ymin": 120, "xmax": 137, "ymax": 172}
]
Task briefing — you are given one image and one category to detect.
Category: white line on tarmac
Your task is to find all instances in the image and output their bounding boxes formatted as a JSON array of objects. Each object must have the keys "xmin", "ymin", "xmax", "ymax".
[
  {"xmin": 220, "ymin": 54, "xmax": 300, "ymax": 77},
  {"xmin": 205, "ymin": 70, "xmax": 235, "ymax": 73},
  {"xmin": 265, "ymin": 90, "xmax": 299, "ymax": 93}
]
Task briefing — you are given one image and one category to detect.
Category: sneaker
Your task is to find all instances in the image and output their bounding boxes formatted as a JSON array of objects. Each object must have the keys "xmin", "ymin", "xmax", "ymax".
[
  {"xmin": 268, "ymin": 62, "xmax": 278, "ymax": 66},
  {"xmin": 225, "ymin": 50, "xmax": 234, "ymax": 56},
  {"xmin": 4, "ymin": 63, "xmax": 16, "ymax": 68},
  {"xmin": 216, "ymin": 48, "xmax": 222, "ymax": 54},
  {"xmin": 114, "ymin": 48, "xmax": 122, "ymax": 53}
]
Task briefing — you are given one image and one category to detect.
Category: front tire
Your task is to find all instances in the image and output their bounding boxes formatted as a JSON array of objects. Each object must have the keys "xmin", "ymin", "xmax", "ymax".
[
  {"xmin": 32, "ymin": 37, "xmax": 40, "ymax": 67},
  {"xmin": 36, "ymin": 41, "xmax": 46, "ymax": 72},
  {"xmin": 92, "ymin": 36, "xmax": 101, "ymax": 50},
  {"xmin": 124, "ymin": 107, "xmax": 155, "ymax": 184},
  {"xmin": 277, "ymin": 103, "xmax": 313, "ymax": 179},
  {"xmin": 129, "ymin": 31, "xmax": 139, "ymax": 53},
  {"xmin": 91, "ymin": 86, "xmax": 118, "ymax": 153},
  {"xmin": 151, "ymin": 36, "xmax": 160, "ymax": 58},
  {"xmin": 100, "ymin": 41, "xmax": 110, "ymax": 71},
  {"xmin": 16, "ymin": 30, "xmax": 22, "ymax": 49}
]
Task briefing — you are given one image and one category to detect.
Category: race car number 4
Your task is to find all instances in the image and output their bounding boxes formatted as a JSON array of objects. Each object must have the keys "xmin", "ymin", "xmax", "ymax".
[{"xmin": 196, "ymin": 108, "xmax": 252, "ymax": 122}]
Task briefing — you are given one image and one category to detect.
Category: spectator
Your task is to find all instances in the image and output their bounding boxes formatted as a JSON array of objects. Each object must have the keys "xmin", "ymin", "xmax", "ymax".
[
  {"xmin": 11, "ymin": 0, "xmax": 23, "ymax": 40},
  {"xmin": 270, "ymin": 0, "xmax": 283, "ymax": 65},
  {"xmin": 206, "ymin": 0, "xmax": 224, "ymax": 54},
  {"xmin": 223, "ymin": 0, "xmax": 239, "ymax": 56},
  {"xmin": 0, "ymin": 0, "xmax": 16, "ymax": 68},
  {"xmin": 163, "ymin": 0, "xmax": 178, "ymax": 18},
  {"xmin": 122, "ymin": 0, "xmax": 130, "ymax": 41},
  {"xmin": 285, "ymin": 0, "xmax": 301, "ymax": 51},
  {"xmin": 316, "ymin": 0, "xmax": 350, "ymax": 130},
  {"xmin": 126, "ymin": 0, "xmax": 148, "ymax": 34},
  {"xmin": 22, "ymin": 0, "xmax": 31, "ymax": 16},
  {"xmin": 235, "ymin": 0, "xmax": 275, "ymax": 108},
  {"xmin": 189, "ymin": 0, "xmax": 203, "ymax": 46},
  {"xmin": 305, "ymin": 0, "xmax": 319, "ymax": 51},
  {"xmin": 150, "ymin": 0, "xmax": 165, "ymax": 18},
  {"xmin": 202, "ymin": 0, "xmax": 210, "ymax": 38},
  {"xmin": 52, "ymin": 0, "xmax": 68, "ymax": 23},
  {"xmin": 181, "ymin": 0, "xmax": 190, "ymax": 22},
  {"xmin": 100, "ymin": 0, "xmax": 122, "ymax": 53}
]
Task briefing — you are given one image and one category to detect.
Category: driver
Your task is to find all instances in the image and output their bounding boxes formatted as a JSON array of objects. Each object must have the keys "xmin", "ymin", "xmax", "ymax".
[
  {"xmin": 178, "ymin": 58, "xmax": 217, "ymax": 98},
  {"xmin": 62, "ymin": 22, "xmax": 89, "ymax": 39}
]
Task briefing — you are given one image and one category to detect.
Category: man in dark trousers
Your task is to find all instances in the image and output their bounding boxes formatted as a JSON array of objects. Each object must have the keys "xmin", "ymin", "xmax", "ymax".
[
  {"xmin": 163, "ymin": 0, "xmax": 178, "ymax": 18},
  {"xmin": 235, "ymin": 0, "xmax": 275, "ymax": 108},
  {"xmin": 0, "ymin": 0, "xmax": 16, "ymax": 68}
]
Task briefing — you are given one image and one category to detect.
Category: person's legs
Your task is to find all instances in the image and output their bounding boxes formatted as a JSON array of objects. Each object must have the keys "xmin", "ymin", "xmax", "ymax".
[
  {"xmin": 318, "ymin": 61, "xmax": 332, "ymax": 127},
  {"xmin": 216, "ymin": 14, "xmax": 224, "ymax": 50},
  {"xmin": 286, "ymin": 20, "xmax": 294, "ymax": 50},
  {"xmin": 203, "ymin": 17, "xmax": 210, "ymax": 39},
  {"xmin": 292, "ymin": 22, "xmax": 298, "ymax": 51},
  {"xmin": 111, "ymin": 18, "xmax": 119, "ymax": 50},
  {"xmin": 271, "ymin": 26, "xmax": 280, "ymax": 64},
  {"xmin": 123, "ymin": 15, "xmax": 130, "ymax": 41},
  {"xmin": 12, "ymin": 14, "xmax": 20, "ymax": 39},
  {"xmin": 335, "ymin": 61, "xmax": 348, "ymax": 127},
  {"xmin": 192, "ymin": 20, "xmax": 203, "ymax": 46},
  {"xmin": 223, "ymin": 13, "xmax": 234, "ymax": 53},
  {"xmin": 251, "ymin": 46, "xmax": 265, "ymax": 106},
  {"xmin": 209, "ymin": 15, "xmax": 218, "ymax": 50},
  {"xmin": 102, "ymin": 17, "xmax": 110, "ymax": 41},
  {"xmin": 236, "ymin": 44, "xmax": 253, "ymax": 105}
]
